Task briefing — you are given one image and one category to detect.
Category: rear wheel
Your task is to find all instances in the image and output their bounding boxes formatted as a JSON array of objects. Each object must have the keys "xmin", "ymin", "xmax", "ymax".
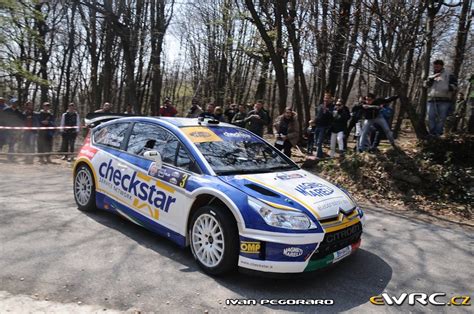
[
  {"xmin": 190, "ymin": 206, "xmax": 239, "ymax": 275},
  {"xmin": 74, "ymin": 164, "xmax": 96, "ymax": 212}
]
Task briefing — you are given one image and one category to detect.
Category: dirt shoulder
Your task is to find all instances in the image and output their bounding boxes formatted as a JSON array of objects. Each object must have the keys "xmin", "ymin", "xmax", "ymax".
[{"xmin": 292, "ymin": 132, "xmax": 473, "ymax": 226}]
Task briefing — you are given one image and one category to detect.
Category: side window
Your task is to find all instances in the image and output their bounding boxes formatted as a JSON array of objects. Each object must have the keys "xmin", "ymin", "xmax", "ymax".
[
  {"xmin": 94, "ymin": 123, "xmax": 130, "ymax": 149},
  {"xmin": 176, "ymin": 144, "xmax": 192, "ymax": 170},
  {"xmin": 127, "ymin": 123, "xmax": 178, "ymax": 164}
]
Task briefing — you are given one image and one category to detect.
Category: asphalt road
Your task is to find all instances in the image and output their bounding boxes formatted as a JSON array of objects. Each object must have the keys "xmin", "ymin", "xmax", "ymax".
[{"xmin": 0, "ymin": 161, "xmax": 472, "ymax": 313}]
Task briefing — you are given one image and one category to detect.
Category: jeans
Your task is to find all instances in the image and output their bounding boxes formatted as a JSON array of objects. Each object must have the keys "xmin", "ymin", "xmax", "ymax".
[
  {"xmin": 358, "ymin": 115, "xmax": 394, "ymax": 152},
  {"xmin": 61, "ymin": 132, "xmax": 77, "ymax": 154},
  {"xmin": 370, "ymin": 124, "xmax": 384, "ymax": 149},
  {"xmin": 330, "ymin": 131, "xmax": 344, "ymax": 157},
  {"xmin": 4, "ymin": 131, "xmax": 17, "ymax": 161},
  {"xmin": 22, "ymin": 132, "xmax": 37, "ymax": 162},
  {"xmin": 314, "ymin": 127, "xmax": 327, "ymax": 158},
  {"xmin": 427, "ymin": 100, "xmax": 451, "ymax": 136}
]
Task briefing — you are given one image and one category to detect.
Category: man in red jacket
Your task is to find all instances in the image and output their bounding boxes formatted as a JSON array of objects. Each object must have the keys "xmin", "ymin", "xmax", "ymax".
[{"xmin": 159, "ymin": 97, "xmax": 178, "ymax": 117}]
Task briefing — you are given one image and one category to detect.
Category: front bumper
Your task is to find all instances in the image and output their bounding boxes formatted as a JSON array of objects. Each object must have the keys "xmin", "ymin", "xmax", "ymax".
[{"xmin": 238, "ymin": 220, "xmax": 363, "ymax": 274}]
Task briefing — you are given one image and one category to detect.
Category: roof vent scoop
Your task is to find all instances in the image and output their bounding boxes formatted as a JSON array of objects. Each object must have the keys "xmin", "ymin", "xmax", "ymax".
[{"xmin": 244, "ymin": 184, "xmax": 279, "ymax": 197}]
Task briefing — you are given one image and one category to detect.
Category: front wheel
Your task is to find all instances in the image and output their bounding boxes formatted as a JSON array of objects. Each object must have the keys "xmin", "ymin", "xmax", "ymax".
[
  {"xmin": 190, "ymin": 206, "xmax": 239, "ymax": 275},
  {"xmin": 74, "ymin": 164, "xmax": 96, "ymax": 212}
]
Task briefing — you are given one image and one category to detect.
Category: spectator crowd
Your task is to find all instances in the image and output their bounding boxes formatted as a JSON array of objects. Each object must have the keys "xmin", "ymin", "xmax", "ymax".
[{"xmin": 1, "ymin": 59, "xmax": 472, "ymax": 163}]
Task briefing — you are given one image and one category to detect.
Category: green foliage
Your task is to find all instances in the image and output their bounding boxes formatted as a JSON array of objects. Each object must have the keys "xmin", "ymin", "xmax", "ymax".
[{"xmin": 0, "ymin": 59, "xmax": 50, "ymax": 86}]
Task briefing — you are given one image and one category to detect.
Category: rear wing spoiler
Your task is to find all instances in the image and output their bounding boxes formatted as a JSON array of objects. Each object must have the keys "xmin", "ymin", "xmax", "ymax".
[{"xmin": 84, "ymin": 113, "xmax": 136, "ymax": 128}]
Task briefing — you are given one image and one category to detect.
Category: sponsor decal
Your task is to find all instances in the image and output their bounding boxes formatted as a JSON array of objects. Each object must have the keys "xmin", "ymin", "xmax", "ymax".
[
  {"xmin": 370, "ymin": 293, "xmax": 471, "ymax": 306},
  {"xmin": 190, "ymin": 131, "xmax": 211, "ymax": 138},
  {"xmin": 211, "ymin": 127, "xmax": 260, "ymax": 142},
  {"xmin": 283, "ymin": 247, "xmax": 304, "ymax": 258},
  {"xmin": 99, "ymin": 159, "xmax": 177, "ymax": 214},
  {"xmin": 147, "ymin": 163, "xmax": 190, "ymax": 189},
  {"xmin": 78, "ymin": 145, "xmax": 97, "ymax": 159},
  {"xmin": 325, "ymin": 223, "xmax": 361, "ymax": 243},
  {"xmin": 240, "ymin": 241, "xmax": 261, "ymax": 254},
  {"xmin": 316, "ymin": 198, "xmax": 352, "ymax": 212},
  {"xmin": 295, "ymin": 182, "xmax": 334, "ymax": 197},
  {"xmin": 275, "ymin": 173, "xmax": 304, "ymax": 180},
  {"xmin": 222, "ymin": 131, "xmax": 252, "ymax": 139},
  {"xmin": 239, "ymin": 259, "xmax": 272, "ymax": 269},
  {"xmin": 181, "ymin": 127, "xmax": 222, "ymax": 143},
  {"xmin": 148, "ymin": 163, "xmax": 160, "ymax": 177}
]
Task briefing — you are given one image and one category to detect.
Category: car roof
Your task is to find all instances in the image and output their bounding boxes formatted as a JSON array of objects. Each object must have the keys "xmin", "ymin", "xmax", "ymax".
[
  {"xmin": 157, "ymin": 117, "xmax": 236, "ymax": 128},
  {"xmin": 98, "ymin": 116, "xmax": 237, "ymax": 129}
]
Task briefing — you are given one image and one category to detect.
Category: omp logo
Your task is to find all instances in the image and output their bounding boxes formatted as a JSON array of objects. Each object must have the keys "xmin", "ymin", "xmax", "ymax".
[
  {"xmin": 240, "ymin": 241, "xmax": 261, "ymax": 254},
  {"xmin": 370, "ymin": 293, "xmax": 471, "ymax": 306},
  {"xmin": 283, "ymin": 247, "xmax": 303, "ymax": 257},
  {"xmin": 295, "ymin": 182, "xmax": 334, "ymax": 197},
  {"xmin": 99, "ymin": 159, "xmax": 176, "ymax": 214}
]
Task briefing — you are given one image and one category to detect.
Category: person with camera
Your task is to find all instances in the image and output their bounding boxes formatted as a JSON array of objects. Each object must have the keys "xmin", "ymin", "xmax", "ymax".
[
  {"xmin": 273, "ymin": 108, "xmax": 299, "ymax": 158},
  {"xmin": 358, "ymin": 93, "xmax": 398, "ymax": 152},
  {"xmin": 313, "ymin": 92, "xmax": 334, "ymax": 158},
  {"xmin": 329, "ymin": 99, "xmax": 350, "ymax": 157},
  {"xmin": 231, "ymin": 104, "xmax": 248, "ymax": 128},
  {"xmin": 245, "ymin": 100, "xmax": 270, "ymax": 137},
  {"xmin": 424, "ymin": 59, "xmax": 457, "ymax": 137},
  {"xmin": 186, "ymin": 98, "xmax": 203, "ymax": 118}
]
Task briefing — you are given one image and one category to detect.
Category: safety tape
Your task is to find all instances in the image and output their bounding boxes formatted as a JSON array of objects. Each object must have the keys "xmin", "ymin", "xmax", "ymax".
[
  {"xmin": 0, "ymin": 152, "xmax": 77, "ymax": 156},
  {"xmin": 0, "ymin": 126, "xmax": 83, "ymax": 130}
]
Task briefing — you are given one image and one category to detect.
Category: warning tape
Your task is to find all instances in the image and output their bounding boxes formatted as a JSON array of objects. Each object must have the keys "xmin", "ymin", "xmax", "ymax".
[
  {"xmin": 0, "ymin": 152, "xmax": 77, "ymax": 156},
  {"xmin": 0, "ymin": 126, "xmax": 83, "ymax": 130}
]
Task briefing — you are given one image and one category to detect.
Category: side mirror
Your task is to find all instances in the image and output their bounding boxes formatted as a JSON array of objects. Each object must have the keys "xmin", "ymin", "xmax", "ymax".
[{"xmin": 143, "ymin": 150, "xmax": 162, "ymax": 169}]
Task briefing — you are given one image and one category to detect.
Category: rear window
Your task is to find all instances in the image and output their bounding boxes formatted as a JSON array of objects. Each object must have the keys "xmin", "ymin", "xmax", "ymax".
[{"xmin": 93, "ymin": 123, "xmax": 130, "ymax": 149}]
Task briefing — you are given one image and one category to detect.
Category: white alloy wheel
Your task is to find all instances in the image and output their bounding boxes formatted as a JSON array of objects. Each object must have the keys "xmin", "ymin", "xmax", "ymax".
[
  {"xmin": 192, "ymin": 213, "xmax": 225, "ymax": 268},
  {"xmin": 75, "ymin": 168, "xmax": 93, "ymax": 206},
  {"xmin": 74, "ymin": 165, "xmax": 96, "ymax": 212}
]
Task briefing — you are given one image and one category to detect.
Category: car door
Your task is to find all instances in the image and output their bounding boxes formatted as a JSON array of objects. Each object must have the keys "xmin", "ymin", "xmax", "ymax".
[
  {"xmin": 122, "ymin": 122, "xmax": 198, "ymax": 242},
  {"xmin": 91, "ymin": 121, "xmax": 132, "ymax": 210}
]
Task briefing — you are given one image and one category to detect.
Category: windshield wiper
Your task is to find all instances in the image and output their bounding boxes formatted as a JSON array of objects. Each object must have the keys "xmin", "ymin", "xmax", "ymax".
[
  {"xmin": 266, "ymin": 165, "xmax": 298, "ymax": 172},
  {"xmin": 216, "ymin": 168, "xmax": 270, "ymax": 176}
]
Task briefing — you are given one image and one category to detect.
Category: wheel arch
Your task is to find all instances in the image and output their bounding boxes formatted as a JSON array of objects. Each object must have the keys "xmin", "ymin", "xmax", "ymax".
[
  {"xmin": 185, "ymin": 189, "xmax": 245, "ymax": 246},
  {"xmin": 73, "ymin": 158, "xmax": 99, "ymax": 187}
]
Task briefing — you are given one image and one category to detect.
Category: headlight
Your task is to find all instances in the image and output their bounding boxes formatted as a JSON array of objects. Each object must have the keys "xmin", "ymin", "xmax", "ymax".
[{"xmin": 248, "ymin": 198, "xmax": 317, "ymax": 230}]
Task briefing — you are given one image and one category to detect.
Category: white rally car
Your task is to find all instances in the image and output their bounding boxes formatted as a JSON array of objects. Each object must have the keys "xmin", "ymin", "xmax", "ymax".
[{"xmin": 73, "ymin": 115, "xmax": 365, "ymax": 275}]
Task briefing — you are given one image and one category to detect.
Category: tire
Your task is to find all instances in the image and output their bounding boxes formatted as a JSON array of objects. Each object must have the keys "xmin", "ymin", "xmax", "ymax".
[
  {"xmin": 74, "ymin": 164, "xmax": 97, "ymax": 212},
  {"xmin": 189, "ymin": 205, "xmax": 239, "ymax": 275}
]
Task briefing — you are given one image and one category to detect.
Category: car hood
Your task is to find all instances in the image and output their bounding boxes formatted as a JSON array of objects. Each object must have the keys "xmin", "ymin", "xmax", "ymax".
[{"xmin": 219, "ymin": 169, "xmax": 355, "ymax": 221}]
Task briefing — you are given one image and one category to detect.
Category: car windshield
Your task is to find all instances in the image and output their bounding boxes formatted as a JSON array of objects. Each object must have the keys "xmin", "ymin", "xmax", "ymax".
[{"xmin": 181, "ymin": 126, "xmax": 298, "ymax": 175}]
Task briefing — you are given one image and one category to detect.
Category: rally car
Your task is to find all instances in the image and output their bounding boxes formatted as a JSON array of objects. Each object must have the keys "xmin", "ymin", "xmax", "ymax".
[{"xmin": 73, "ymin": 115, "xmax": 365, "ymax": 275}]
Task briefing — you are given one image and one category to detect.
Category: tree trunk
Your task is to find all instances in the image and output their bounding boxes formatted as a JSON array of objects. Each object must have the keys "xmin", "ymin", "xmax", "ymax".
[
  {"xmin": 327, "ymin": 0, "xmax": 352, "ymax": 96},
  {"xmin": 244, "ymin": 0, "xmax": 287, "ymax": 112}
]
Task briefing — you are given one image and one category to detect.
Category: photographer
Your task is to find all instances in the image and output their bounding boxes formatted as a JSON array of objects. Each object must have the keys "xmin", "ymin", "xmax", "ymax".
[
  {"xmin": 329, "ymin": 99, "xmax": 350, "ymax": 157},
  {"xmin": 273, "ymin": 108, "xmax": 299, "ymax": 158},
  {"xmin": 424, "ymin": 59, "xmax": 457, "ymax": 137},
  {"xmin": 358, "ymin": 93, "xmax": 398, "ymax": 152},
  {"xmin": 313, "ymin": 92, "xmax": 334, "ymax": 158},
  {"xmin": 245, "ymin": 100, "xmax": 270, "ymax": 137},
  {"xmin": 186, "ymin": 98, "xmax": 203, "ymax": 118}
]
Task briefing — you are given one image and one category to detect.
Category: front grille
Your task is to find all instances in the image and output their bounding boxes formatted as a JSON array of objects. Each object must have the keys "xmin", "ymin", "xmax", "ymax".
[{"xmin": 311, "ymin": 222, "xmax": 362, "ymax": 260}]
